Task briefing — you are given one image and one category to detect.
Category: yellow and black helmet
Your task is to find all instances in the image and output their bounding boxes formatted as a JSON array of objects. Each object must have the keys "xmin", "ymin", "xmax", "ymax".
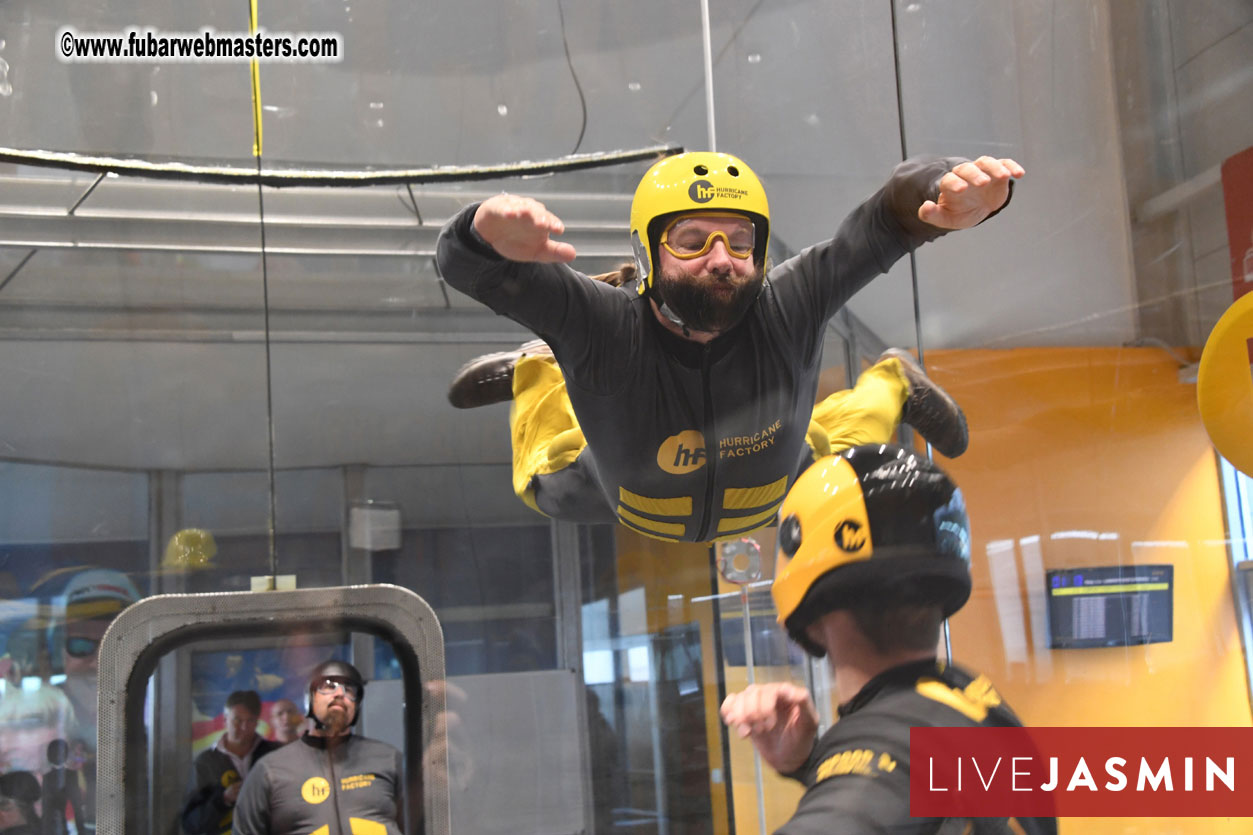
[
  {"xmin": 772, "ymin": 444, "xmax": 972, "ymax": 657},
  {"xmin": 629, "ymin": 151, "xmax": 770, "ymax": 295}
]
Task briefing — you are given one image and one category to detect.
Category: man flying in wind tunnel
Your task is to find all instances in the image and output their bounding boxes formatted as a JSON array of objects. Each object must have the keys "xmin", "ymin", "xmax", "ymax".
[{"xmin": 438, "ymin": 152, "xmax": 1023, "ymax": 544}]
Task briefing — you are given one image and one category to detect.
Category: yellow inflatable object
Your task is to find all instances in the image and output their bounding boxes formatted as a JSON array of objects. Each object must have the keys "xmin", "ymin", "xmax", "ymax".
[{"xmin": 1197, "ymin": 292, "xmax": 1253, "ymax": 475}]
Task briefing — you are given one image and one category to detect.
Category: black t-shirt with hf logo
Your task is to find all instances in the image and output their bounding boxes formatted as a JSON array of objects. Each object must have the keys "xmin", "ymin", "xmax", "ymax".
[
  {"xmin": 437, "ymin": 158, "xmax": 969, "ymax": 543},
  {"xmin": 231, "ymin": 733, "xmax": 403, "ymax": 835}
]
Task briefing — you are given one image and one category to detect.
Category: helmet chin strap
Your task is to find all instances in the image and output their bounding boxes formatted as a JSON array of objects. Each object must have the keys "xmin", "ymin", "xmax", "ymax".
[{"xmin": 654, "ymin": 292, "xmax": 696, "ymax": 338}]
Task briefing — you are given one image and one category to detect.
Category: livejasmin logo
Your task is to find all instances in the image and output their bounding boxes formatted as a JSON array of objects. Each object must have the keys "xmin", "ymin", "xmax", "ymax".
[
  {"xmin": 910, "ymin": 727, "xmax": 1253, "ymax": 818},
  {"xmin": 927, "ymin": 752, "xmax": 1234, "ymax": 793}
]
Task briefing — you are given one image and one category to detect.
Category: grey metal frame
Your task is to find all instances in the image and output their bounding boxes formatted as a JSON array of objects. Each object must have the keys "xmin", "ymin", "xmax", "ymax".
[{"xmin": 96, "ymin": 583, "xmax": 448, "ymax": 835}]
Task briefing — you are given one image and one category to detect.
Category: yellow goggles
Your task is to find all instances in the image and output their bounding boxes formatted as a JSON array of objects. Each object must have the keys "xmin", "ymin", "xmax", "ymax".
[{"xmin": 660, "ymin": 214, "xmax": 756, "ymax": 260}]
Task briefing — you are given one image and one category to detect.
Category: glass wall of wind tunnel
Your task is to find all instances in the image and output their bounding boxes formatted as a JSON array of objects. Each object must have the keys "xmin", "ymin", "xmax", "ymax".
[
  {"xmin": 888, "ymin": 3, "xmax": 1250, "ymax": 835},
  {"xmin": 2, "ymin": 2, "xmax": 272, "ymax": 835},
  {"xmin": 680, "ymin": 3, "xmax": 1250, "ymax": 835},
  {"xmin": 237, "ymin": 1, "xmax": 726, "ymax": 834},
  {"xmin": 1, "ymin": 1, "xmax": 1249, "ymax": 835}
]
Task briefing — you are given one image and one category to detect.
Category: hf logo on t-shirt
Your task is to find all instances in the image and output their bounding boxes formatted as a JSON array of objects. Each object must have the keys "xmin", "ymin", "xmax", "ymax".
[{"xmin": 301, "ymin": 776, "xmax": 331, "ymax": 805}]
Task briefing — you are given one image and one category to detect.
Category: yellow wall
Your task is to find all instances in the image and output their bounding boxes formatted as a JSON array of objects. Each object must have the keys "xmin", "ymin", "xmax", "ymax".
[
  {"xmin": 613, "ymin": 531, "xmax": 802, "ymax": 835},
  {"xmin": 929, "ymin": 347, "xmax": 1252, "ymax": 833},
  {"xmin": 613, "ymin": 532, "xmax": 734, "ymax": 835}
]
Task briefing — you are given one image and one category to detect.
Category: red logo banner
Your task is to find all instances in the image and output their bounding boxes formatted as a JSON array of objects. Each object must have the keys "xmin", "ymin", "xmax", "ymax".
[
  {"xmin": 910, "ymin": 727, "xmax": 1253, "ymax": 818},
  {"xmin": 1222, "ymin": 145, "xmax": 1253, "ymax": 304}
]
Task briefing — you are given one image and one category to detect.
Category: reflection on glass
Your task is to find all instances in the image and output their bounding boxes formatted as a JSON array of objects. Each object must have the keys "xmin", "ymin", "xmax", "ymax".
[
  {"xmin": 149, "ymin": 633, "xmax": 410, "ymax": 835},
  {"xmin": 0, "ymin": 563, "xmax": 142, "ymax": 835},
  {"xmin": 0, "ymin": 0, "xmax": 1249, "ymax": 832}
]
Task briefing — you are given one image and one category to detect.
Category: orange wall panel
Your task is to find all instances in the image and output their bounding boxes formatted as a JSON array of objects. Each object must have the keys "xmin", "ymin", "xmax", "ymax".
[{"xmin": 928, "ymin": 346, "xmax": 1251, "ymax": 833}]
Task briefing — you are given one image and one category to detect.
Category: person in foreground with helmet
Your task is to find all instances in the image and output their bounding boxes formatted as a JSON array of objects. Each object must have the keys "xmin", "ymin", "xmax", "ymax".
[
  {"xmin": 231, "ymin": 661, "xmax": 404, "ymax": 835},
  {"xmin": 437, "ymin": 152, "xmax": 1023, "ymax": 543},
  {"xmin": 720, "ymin": 444, "xmax": 1056, "ymax": 834}
]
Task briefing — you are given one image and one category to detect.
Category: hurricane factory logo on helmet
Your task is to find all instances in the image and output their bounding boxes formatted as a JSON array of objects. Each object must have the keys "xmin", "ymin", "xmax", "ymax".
[
  {"xmin": 657, "ymin": 430, "xmax": 707, "ymax": 475},
  {"xmin": 689, "ymin": 180, "xmax": 715, "ymax": 203},
  {"xmin": 833, "ymin": 519, "xmax": 867, "ymax": 553}
]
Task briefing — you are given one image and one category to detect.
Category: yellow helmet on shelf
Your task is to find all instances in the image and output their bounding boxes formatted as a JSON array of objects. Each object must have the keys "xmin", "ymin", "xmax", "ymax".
[{"xmin": 162, "ymin": 528, "xmax": 217, "ymax": 571}]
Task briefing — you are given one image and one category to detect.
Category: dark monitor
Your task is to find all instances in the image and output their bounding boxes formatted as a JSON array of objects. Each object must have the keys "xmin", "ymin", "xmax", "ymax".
[{"xmin": 1046, "ymin": 564, "xmax": 1173, "ymax": 649}]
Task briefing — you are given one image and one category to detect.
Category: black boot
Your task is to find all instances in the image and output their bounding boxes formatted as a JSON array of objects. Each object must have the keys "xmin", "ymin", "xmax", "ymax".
[
  {"xmin": 880, "ymin": 348, "xmax": 969, "ymax": 458},
  {"xmin": 447, "ymin": 339, "xmax": 553, "ymax": 408}
]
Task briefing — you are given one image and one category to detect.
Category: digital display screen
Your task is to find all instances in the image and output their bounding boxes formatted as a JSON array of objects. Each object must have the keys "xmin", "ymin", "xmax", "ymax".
[{"xmin": 1046, "ymin": 564, "xmax": 1173, "ymax": 649}]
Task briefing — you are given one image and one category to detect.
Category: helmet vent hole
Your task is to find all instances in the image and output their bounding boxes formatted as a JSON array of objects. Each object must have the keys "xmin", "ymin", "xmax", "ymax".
[
  {"xmin": 779, "ymin": 515, "xmax": 802, "ymax": 557},
  {"xmin": 693, "ymin": 164, "xmax": 708, "ymax": 176},
  {"xmin": 727, "ymin": 165, "xmax": 740, "ymax": 176}
]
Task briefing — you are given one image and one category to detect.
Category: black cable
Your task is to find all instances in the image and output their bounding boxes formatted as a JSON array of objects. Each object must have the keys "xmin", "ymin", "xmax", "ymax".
[
  {"xmin": 555, "ymin": 0, "xmax": 588, "ymax": 155},
  {"xmin": 397, "ymin": 182, "xmax": 423, "ymax": 224},
  {"xmin": 254, "ymin": 150, "xmax": 280, "ymax": 579},
  {"xmin": 0, "ymin": 250, "xmax": 36, "ymax": 295},
  {"xmin": 890, "ymin": 0, "xmax": 951, "ymax": 666},
  {"xmin": 245, "ymin": 0, "xmax": 280, "ymax": 577},
  {"xmin": 68, "ymin": 171, "xmax": 107, "ymax": 215},
  {"xmin": 1, "ymin": 172, "xmax": 106, "ymax": 296},
  {"xmin": 706, "ymin": 543, "xmax": 737, "ymax": 835},
  {"xmin": 887, "ymin": 3, "xmax": 928, "ymax": 373}
]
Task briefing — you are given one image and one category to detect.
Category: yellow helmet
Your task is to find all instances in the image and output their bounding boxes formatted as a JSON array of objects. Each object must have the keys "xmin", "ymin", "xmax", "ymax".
[
  {"xmin": 629, "ymin": 151, "xmax": 770, "ymax": 295},
  {"xmin": 772, "ymin": 445, "xmax": 972, "ymax": 657},
  {"xmin": 162, "ymin": 528, "xmax": 218, "ymax": 571}
]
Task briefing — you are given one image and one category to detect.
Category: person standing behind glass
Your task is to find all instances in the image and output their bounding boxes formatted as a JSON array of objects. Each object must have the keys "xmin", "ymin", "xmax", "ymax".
[
  {"xmin": 54, "ymin": 569, "xmax": 140, "ymax": 835},
  {"xmin": 182, "ymin": 691, "xmax": 281, "ymax": 835},
  {"xmin": 41, "ymin": 739, "xmax": 85, "ymax": 835},
  {"xmin": 232, "ymin": 661, "xmax": 403, "ymax": 835},
  {"xmin": 267, "ymin": 699, "xmax": 303, "ymax": 746},
  {"xmin": 0, "ymin": 771, "xmax": 41, "ymax": 835}
]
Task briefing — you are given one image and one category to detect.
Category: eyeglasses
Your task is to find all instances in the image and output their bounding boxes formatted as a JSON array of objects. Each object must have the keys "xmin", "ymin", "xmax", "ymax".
[
  {"xmin": 65, "ymin": 636, "xmax": 101, "ymax": 659},
  {"xmin": 660, "ymin": 214, "xmax": 755, "ymax": 260},
  {"xmin": 314, "ymin": 678, "xmax": 360, "ymax": 701}
]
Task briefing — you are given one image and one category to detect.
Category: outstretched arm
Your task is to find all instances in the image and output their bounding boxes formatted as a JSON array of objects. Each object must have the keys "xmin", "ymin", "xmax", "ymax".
[
  {"xmin": 720, "ymin": 682, "xmax": 820, "ymax": 775},
  {"xmin": 918, "ymin": 156, "xmax": 1025, "ymax": 230},
  {"xmin": 473, "ymin": 194, "xmax": 577, "ymax": 262}
]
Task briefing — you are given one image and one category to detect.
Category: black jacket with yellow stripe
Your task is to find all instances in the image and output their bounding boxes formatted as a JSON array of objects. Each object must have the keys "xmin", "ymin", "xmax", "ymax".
[
  {"xmin": 437, "ymin": 158, "xmax": 965, "ymax": 542},
  {"xmin": 182, "ymin": 738, "xmax": 283, "ymax": 835},
  {"xmin": 778, "ymin": 660, "xmax": 1058, "ymax": 835}
]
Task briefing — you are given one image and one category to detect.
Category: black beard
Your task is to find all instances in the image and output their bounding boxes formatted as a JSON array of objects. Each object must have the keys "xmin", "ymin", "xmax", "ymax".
[{"xmin": 655, "ymin": 265, "xmax": 764, "ymax": 335}]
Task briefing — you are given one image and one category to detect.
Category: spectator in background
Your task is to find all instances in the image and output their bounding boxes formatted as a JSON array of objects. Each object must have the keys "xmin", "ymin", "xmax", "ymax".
[
  {"xmin": 268, "ymin": 700, "xmax": 303, "ymax": 745},
  {"xmin": 0, "ymin": 622, "xmax": 75, "ymax": 777},
  {"xmin": 55, "ymin": 568, "xmax": 140, "ymax": 835},
  {"xmin": 182, "ymin": 691, "xmax": 280, "ymax": 835},
  {"xmin": 56, "ymin": 569, "xmax": 140, "ymax": 736},
  {"xmin": 0, "ymin": 771, "xmax": 41, "ymax": 835},
  {"xmin": 41, "ymin": 739, "xmax": 85, "ymax": 835}
]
